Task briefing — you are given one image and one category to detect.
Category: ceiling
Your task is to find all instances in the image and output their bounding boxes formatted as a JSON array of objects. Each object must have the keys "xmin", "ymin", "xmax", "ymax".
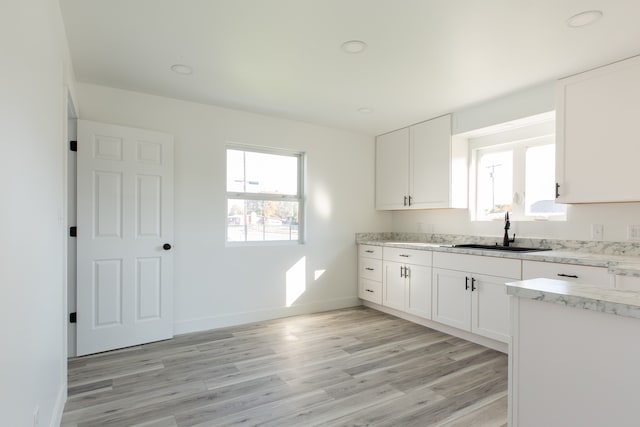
[{"xmin": 59, "ymin": 0, "xmax": 640, "ymax": 136}]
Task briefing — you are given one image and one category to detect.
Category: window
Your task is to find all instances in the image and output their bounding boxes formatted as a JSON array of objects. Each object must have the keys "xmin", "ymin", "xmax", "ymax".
[
  {"xmin": 470, "ymin": 117, "xmax": 566, "ymax": 221},
  {"xmin": 226, "ymin": 146, "xmax": 304, "ymax": 243}
]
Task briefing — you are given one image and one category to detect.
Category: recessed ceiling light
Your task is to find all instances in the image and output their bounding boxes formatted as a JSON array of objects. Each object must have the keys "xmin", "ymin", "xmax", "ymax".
[
  {"xmin": 170, "ymin": 64, "xmax": 193, "ymax": 75},
  {"xmin": 358, "ymin": 107, "xmax": 374, "ymax": 114},
  {"xmin": 566, "ymin": 10, "xmax": 603, "ymax": 28},
  {"xmin": 341, "ymin": 40, "xmax": 367, "ymax": 54}
]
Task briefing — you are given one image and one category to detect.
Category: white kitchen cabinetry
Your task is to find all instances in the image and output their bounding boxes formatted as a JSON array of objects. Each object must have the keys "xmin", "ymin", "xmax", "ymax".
[
  {"xmin": 432, "ymin": 252, "xmax": 521, "ymax": 343},
  {"xmin": 382, "ymin": 247, "xmax": 432, "ymax": 319},
  {"xmin": 358, "ymin": 245, "xmax": 383, "ymax": 304},
  {"xmin": 556, "ymin": 54, "xmax": 640, "ymax": 203},
  {"xmin": 522, "ymin": 260, "xmax": 611, "ymax": 288},
  {"xmin": 376, "ymin": 114, "xmax": 464, "ymax": 210}
]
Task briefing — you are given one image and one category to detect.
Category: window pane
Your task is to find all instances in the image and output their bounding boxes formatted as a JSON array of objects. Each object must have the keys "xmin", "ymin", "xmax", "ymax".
[
  {"xmin": 477, "ymin": 150, "xmax": 513, "ymax": 219},
  {"xmin": 227, "ymin": 199, "xmax": 299, "ymax": 242},
  {"xmin": 245, "ymin": 151, "xmax": 298, "ymax": 196},
  {"xmin": 525, "ymin": 144, "xmax": 566, "ymax": 216},
  {"xmin": 226, "ymin": 149, "xmax": 245, "ymax": 193}
]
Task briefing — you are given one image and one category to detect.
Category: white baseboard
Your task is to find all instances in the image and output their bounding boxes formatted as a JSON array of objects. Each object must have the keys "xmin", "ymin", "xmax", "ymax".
[
  {"xmin": 51, "ymin": 382, "xmax": 67, "ymax": 427},
  {"xmin": 362, "ymin": 301, "xmax": 508, "ymax": 353},
  {"xmin": 173, "ymin": 297, "xmax": 361, "ymax": 335}
]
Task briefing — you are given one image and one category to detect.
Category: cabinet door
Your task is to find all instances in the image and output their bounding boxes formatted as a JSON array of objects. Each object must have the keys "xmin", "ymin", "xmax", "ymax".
[
  {"xmin": 383, "ymin": 261, "xmax": 406, "ymax": 311},
  {"xmin": 432, "ymin": 268, "xmax": 470, "ymax": 331},
  {"xmin": 471, "ymin": 273, "xmax": 510, "ymax": 343},
  {"xmin": 376, "ymin": 128, "xmax": 410, "ymax": 210},
  {"xmin": 410, "ymin": 115, "xmax": 452, "ymax": 208},
  {"xmin": 405, "ymin": 264, "xmax": 432, "ymax": 319},
  {"xmin": 556, "ymin": 55, "xmax": 640, "ymax": 203}
]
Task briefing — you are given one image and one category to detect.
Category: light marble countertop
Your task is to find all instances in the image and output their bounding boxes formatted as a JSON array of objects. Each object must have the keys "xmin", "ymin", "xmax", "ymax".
[
  {"xmin": 356, "ymin": 238, "xmax": 640, "ymax": 276},
  {"xmin": 505, "ymin": 278, "xmax": 640, "ymax": 320}
]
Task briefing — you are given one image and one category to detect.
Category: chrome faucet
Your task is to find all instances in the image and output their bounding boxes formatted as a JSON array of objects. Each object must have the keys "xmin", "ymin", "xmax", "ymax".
[{"xmin": 503, "ymin": 212, "xmax": 515, "ymax": 247}]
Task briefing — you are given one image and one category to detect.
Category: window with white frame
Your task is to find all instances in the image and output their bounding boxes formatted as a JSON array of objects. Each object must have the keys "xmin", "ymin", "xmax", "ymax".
[
  {"xmin": 470, "ymin": 117, "xmax": 566, "ymax": 221},
  {"xmin": 226, "ymin": 146, "xmax": 304, "ymax": 243}
]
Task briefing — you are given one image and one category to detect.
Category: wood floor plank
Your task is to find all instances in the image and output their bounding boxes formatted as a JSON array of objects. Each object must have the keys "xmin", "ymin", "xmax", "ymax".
[{"xmin": 63, "ymin": 306, "xmax": 508, "ymax": 426}]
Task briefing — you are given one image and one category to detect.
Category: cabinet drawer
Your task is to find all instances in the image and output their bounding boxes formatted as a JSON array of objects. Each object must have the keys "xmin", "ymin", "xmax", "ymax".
[
  {"xmin": 383, "ymin": 247, "xmax": 432, "ymax": 266},
  {"xmin": 615, "ymin": 275, "xmax": 640, "ymax": 291},
  {"xmin": 359, "ymin": 257, "xmax": 382, "ymax": 282},
  {"xmin": 359, "ymin": 244, "xmax": 382, "ymax": 260},
  {"xmin": 359, "ymin": 278, "xmax": 382, "ymax": 304},
  {"xmin": 522, "ymin": 261, "xmax": 611, "ymax": 288},
  {"xmin": 433, "ymin": 252, "xmax": 521, "ymax": 279}
]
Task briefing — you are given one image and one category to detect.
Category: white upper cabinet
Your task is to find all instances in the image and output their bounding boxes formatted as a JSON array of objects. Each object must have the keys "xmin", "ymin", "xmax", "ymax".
[
  {"xmin": 556, "ymin": 55, "xmax": 640, "ymax": 203},
  {"xmin": 376, "ymin": 114, "xmax": 464, "ymax": 210},
  {"xmin": 375, "ymin": 127, "xmax": 410, "ymax": 209}
]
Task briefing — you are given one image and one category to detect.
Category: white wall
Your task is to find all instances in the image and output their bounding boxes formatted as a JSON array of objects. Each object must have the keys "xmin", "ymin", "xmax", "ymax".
[
  {"xmin": 393, "ymin": 82, "xmax": 640, "ymax": 243},
  {"xmin": 75, "ymin": 83, "xmax": 391, "ymax": 337},
  {"xmin": 0, "ymin": 0, "xmax": 76, "ymax": 425}
]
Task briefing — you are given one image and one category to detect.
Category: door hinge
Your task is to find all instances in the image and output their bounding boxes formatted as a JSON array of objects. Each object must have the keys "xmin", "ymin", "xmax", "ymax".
[
  {"xmin": 69, "ymin": 226, "xmax": 77, "ymax": 237},
  {"xmin": 69, "ymin": 312, "xmax": 77, "ymax": 323},
  {"xmin": 70, "ymin": 140, "xmax": 77, "ymax": 152}
]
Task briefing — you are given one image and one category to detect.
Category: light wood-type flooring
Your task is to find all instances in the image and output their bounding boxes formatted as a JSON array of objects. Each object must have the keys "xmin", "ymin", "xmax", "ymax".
[{"xmin": 62, "ymin": 306, "xmax": 507, "ymax": 427}]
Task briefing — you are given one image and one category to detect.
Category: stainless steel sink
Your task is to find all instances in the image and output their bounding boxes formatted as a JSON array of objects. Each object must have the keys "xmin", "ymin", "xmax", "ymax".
[{"xmin": 453, "ymin": 244, "xmax": 551, "ymax": 253}]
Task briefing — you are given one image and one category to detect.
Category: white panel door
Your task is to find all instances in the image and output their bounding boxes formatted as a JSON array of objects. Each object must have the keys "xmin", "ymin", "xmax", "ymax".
[
  {"xmin": 432, "ymin": 268, "xmax": 470, "ymax": 331},
  {"xmin": 471, "ymin": 273, "xmax": 510, "ymax": 343},
  {"xmin": 383, "ymin": 261, "xmax": 406, "ymax": 311},
  {"xmin": 410, "ymin": 115, "xmax": 451, "ymax": 208},
  {"xmin": 405, "ymin": 264, "xmax": 432, "ymax": 319},
  {"xmin": 77, "ymin": 120, "xmax": 174, "ymax": 356},
  {"xmin": 375, "ymin": 128, "xmax": 410, "ymax": 210}
]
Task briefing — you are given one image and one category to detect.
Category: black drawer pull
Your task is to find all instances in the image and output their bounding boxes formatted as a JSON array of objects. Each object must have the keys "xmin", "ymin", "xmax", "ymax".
[
  {"xmin": 557, "ymin": 273, "xmax": 579, "ymax": 279},
  {"xmin": 399, "ymin": 254, "xmax": 410, "ymax": 257},
  {"xmin": 365, "ymin": 267, "xmax": 375, "ymax": 271},
  {"xmin": 365, "ymin": 250, "xmax": 374, "ymax": 253},
  {"xmin": 366, "ymin": 289, "xmax": 374, "ymax": 293}
]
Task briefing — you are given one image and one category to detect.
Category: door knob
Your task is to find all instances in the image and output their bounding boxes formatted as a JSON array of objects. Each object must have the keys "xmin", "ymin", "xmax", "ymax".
[{"xmin": 163, "ymin": 243, "xmax": 172, "ymax": 250}]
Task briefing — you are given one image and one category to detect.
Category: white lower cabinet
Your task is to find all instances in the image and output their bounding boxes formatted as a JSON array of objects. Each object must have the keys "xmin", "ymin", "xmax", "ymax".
[
  {"xmin": 358, "ymin": 245, "xmax": 383, "ymax": 304},
  {"xmin": 382, "ymin": 247, "xmax": 433, "ymax": 319},
  {"xmin": 432, "ymin": 252, "xmax": 521, "ymax": 343}
]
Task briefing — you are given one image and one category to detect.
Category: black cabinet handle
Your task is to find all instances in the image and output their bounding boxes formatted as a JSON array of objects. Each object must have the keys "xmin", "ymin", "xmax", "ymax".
[
  {"xmin": 163, "ymin": 243, "xmax": 172, "ymax": 250},
  {"xmin": 555, "ymin": 182, "xmax": 560, "ymax": 198},
  {"xmin": 365, "ymin": 267, "xmax": 374, "ymax": 271},
  {"xmin": 471, "ymin": 277, "xmax": 477, "ymax": 291},
  {"xmin": 408, "ymin": 195, "xmax": 413, "ymax": 206},
  {"xmin": 366, "ymin": 289, "xmax": 374, "ymax": 293},
  {"xmin": 465, "ymin": 276, "xmax": 469, "ymax": 290},
  {"xmin": 557, "ymin": 273, "xmax": 578, "ymax": 279},
  {"xmin": 399, "ymin": 254, "xmax": 410, "ymax": 257},
  {"xmin": 365, "ymin": 250, "xmax": 374, "ymax": 253},
  {"xmin": 404, "ymin": 195, "xmax": 408, "ymax": 206}
]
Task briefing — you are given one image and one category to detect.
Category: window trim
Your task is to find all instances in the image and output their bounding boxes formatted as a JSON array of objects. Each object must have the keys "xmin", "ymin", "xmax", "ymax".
[
  {"xmin": 225, "ymin": 144, "xmax": 306, "ymax": 245},
  {"xmin": 468, "ymin": 118, "xmax": 566, "ymax": 222}
]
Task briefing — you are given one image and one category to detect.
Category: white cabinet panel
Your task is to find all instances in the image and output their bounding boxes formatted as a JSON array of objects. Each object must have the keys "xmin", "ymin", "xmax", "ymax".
[
  {"xmin": 359, "ymin": 278, "xmax": 382, "ymax": 304},
  {"xmin": 358, "ymin": 244, "xmax": 382, "ymax": 260},
  {"xmin": 406, "ymin": 264, "xmax": 432, "ymax": 319},
  {"xmin": 375, "ymin": 128, "xmax": 410, "ymax": 209},
  {"xmin": 432, "ymin": 268, "xmax": 470, "ymax": 330},
  {"xmin": 434, "ymin": 252, "xmax": 521, "ymax": 279},
  {"xmin": 523, "ymin": 260, "xmax": 611, "ymax": 288},
  {"xmin": 359, "ymin": 258, "xmax": 383, "ymax": 282},
  {"xmin": 471, "ymin": 273, "xmax": 510, "ymax": 342},
  {"xmin": 410, "ymin": 115, "xmax": 452, "ymax": 208},
  {"xmin": 556, "ymin": 54, "xmax": 640, "ymax": 203},
  {"xmin": 383, "ymin": 261, "xmax": 406, "ymax": 311},
  {"xmin": 383, "ymin": 247, "xmax": 432, "ymax": 266}
]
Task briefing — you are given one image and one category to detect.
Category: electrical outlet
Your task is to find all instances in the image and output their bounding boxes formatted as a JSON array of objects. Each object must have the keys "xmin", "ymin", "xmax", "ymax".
[
  {"xmin": 591, "ymin": 224, "xmax": 604, "ymax": 240},
  {"xmin": 628, "ymin": 225, "xmax": 640, "ymax": 241}
]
